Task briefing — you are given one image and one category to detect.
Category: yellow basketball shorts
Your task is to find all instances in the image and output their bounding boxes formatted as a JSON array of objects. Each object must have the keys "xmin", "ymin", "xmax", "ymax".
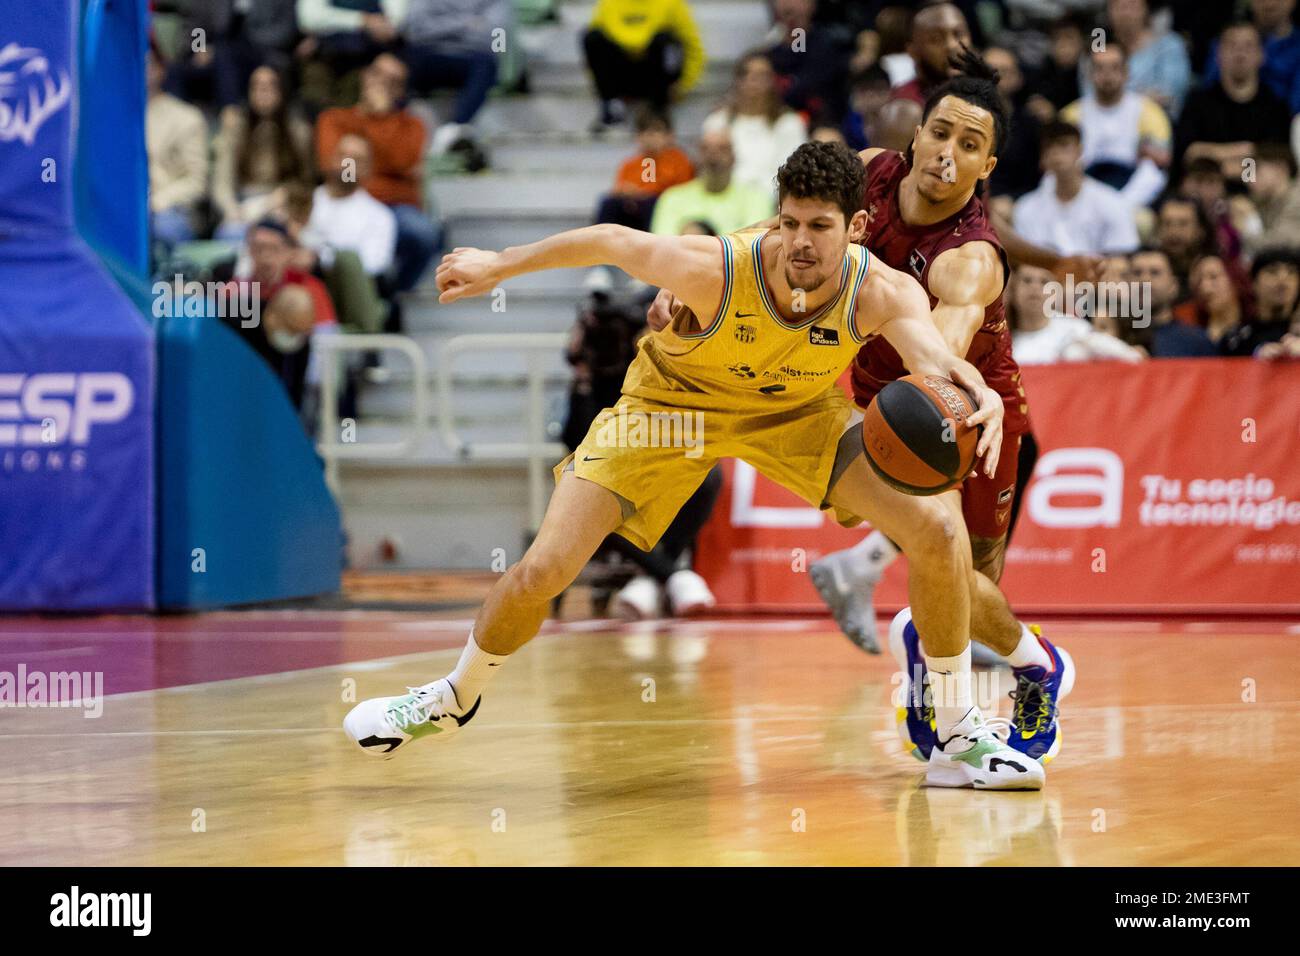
[{"xmin": 554, "ymin": 389, "xmax": 866, "ymax": 550}]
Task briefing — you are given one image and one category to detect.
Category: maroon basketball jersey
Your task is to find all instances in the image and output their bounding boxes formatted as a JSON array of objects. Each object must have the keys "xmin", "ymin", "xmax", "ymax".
[{"xmin": 851, "ymin": 150, "xmax": 1029, "ymax": 435}]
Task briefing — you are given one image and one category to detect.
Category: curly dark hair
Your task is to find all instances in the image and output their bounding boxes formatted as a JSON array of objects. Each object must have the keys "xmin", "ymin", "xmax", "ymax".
[
  {"xmin": 775, "ymin": 141, "xmax": 865, "ymax": 225},
  {"xmin": 919, "ymin": 45, "xmax": 1011, "ymax": 157}
]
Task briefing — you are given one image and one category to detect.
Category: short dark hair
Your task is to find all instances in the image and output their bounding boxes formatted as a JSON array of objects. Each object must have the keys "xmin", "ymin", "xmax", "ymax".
[
  {"xmin": 633, "ymin": 105, "xmax": 671, "ymax": 134},
  {"xmin": 776, "ymin": 141, "xmax": 865, "ymax": 224},
  {"xmin": 1132, "ymin": 245, "xmax": 1172, "ymax": 267},
  {"xmin": 250, "ymin": 218, "xmax": 291, "ymax": 243},
  {"xmin": 849, "ymin": 64, "xmax": 891, "ymax": 92},
  {"xmin": 1256, "ymin": 142, "xmax": 1298, "ymax": 177},
  {"xmin": 1039, "ymin": 120, "xmax": 1081, "ymax": 149},
  {"xmin": 919, "ymin": 45, "xmax": 1011, "ymax": 156},
  {"xmin": 1221, "ymin": 19, "xmax": 1262, "ymax": 43},
  {"xmin": 1183, "ymin": 156, "xmax": 1224, "ymax": 180},
  {"xmin": 1251, "ymin": 246, "xmax": 1300, "ymax": 279}
]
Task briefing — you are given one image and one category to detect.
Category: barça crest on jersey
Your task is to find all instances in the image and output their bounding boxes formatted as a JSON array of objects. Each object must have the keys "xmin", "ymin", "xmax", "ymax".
[
  {"xmin": 809, "ymin": 326, "xmax": 839, "ymax": 346},
  {"xmin": 908, "ymin": 249, "xmax": 927, "ymax": 277},
  {"xmin": 734, "ymin": 323, "xmax": 756, "ymax": 344}
]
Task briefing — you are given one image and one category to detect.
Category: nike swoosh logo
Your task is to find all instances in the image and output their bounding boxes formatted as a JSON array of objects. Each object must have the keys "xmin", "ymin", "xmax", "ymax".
[
  {"xmin": 447, "ymin": 696, "xmax": 482, "ymax": 727},
  {"xmin": 988, "ymin": 757, "xmax": 1027, "ymax": 773},
  {"xmin": 735, "ymin": 311, "xmax": 757, "ymax": 318},
  {"xmin": 358, "ymin": 734, "xmax": 403, "ymax": 753},
  {"xmin": 582, "ymin": 455, "xmax": 607, "ymax": 462}
]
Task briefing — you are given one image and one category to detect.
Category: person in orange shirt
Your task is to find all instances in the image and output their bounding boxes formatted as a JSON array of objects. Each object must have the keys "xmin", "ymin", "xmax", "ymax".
[
  {"xmin": 316, "ymin": 54, "xmax": 441, "ymax": 293},
  {"xmin": 594, "ymin": 109, "xmax": 695, "ymax": 232}
]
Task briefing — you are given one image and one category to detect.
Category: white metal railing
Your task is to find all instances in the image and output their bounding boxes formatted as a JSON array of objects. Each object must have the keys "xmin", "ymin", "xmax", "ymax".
[
  {"xmin": 316, "ymin": 333, "xmax": 428, "ymax": 492},
  {"xmin": 314, "ymin": 331, "xmax": 567, "ymax": 534},
  {"xmin": 438, "ymin": 333, "xmax": 569, "ymax": 532}
]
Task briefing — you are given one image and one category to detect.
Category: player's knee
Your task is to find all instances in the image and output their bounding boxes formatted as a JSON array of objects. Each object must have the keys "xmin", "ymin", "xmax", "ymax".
[
  {"xmin": 510, "ymin": 555, "xmax": 574, "ymax": 601},
  {"xmin": 894, "ymin": 508, "xmax": 962, "ymax": 569}
]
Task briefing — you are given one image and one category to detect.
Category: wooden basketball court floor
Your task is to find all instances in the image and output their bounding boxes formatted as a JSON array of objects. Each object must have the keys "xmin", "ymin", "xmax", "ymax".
[{"xmin": 2, "ymin": 590, "xmax": 1298, "ymax": 866}]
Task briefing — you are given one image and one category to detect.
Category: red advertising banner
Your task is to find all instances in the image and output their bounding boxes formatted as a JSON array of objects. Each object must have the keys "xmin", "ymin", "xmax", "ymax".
[{"xmin": 695, "ymin": 360, "xmax": 1300, "ymax": 613}]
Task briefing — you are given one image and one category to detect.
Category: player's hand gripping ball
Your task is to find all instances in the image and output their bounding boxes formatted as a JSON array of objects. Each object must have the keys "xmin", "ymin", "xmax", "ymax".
[{"xmin": 861, "ymin": 374, "xmax": 981, "ymax": 495}]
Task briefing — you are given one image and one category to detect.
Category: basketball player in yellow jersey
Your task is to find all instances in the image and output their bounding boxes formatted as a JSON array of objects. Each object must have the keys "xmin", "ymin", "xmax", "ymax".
[{"xmin": 345, "ymin": 142, "xmax": 1045, "ymax": 790}]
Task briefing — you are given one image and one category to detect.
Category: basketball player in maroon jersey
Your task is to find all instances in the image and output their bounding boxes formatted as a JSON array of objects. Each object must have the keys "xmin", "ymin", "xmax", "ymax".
[
  {"xmin": 649, "ymin": 48, "xmax": 1078, "ymax": 764},
  {"xmin": 818, "ymin": 48, "xmax": 1076, "ymax": 763}
]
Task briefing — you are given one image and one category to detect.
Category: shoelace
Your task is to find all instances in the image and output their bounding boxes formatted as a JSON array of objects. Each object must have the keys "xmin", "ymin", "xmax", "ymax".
[
  {"xmin": 1009, "ymin": 675, "xmax": 1052, "ymax": 735},
  {"xmin": 982, "ymin": 716, "xmax": 1013, "ymax": 742},
  {"xmin": 388, "ymin": 685, "xmax": 446, "ymax": 731}
]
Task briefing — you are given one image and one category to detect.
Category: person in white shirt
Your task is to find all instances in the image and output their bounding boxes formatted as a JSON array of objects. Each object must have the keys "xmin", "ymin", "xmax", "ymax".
[
  {"xmin": 1013, "ymin": 120, "xmax": 1140, "ymax": 256},
  {"xmin": 702, "ymin": 51, "xmax": 807, "ymax": 194},
  {"xmin": 1060, "ymin": 44, "xmax": 1172, "ymax": 208},
  {"xmin": 301, "ymin": 133, "xmax": 398, "ymax": 277},
  {"xmin": 1008, "ymin": 263, "xmax": 1146, "ymax": 364}
]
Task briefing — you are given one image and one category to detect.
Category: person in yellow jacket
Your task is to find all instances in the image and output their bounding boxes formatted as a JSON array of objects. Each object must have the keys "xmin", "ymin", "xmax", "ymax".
[{"xmin": 584, "ymin": 0, "xmax": 706, "ymax": 130}]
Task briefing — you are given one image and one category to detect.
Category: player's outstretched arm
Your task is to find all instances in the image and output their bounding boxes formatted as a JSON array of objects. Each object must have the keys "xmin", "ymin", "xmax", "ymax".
[
  {"xmin": 437, "ymin": 224, "xmax": 724, "ymax": 318},
  {"xmin": 859, "ymin": 264, "xmax": 1005, "ymax": 477},
  {"xmin": 927, "ymin": 240, "xmax": 1005, "ymax": 357}
]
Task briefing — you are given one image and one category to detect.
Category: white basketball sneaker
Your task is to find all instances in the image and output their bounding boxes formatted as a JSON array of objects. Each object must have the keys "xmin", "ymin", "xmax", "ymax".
[
  {"xmin": 664, "ymin": 569, "xmax": 716, "ymax": 616},
  {"xmin": 615, "ymin": 575, "xmax": 662, "ymax": 619},
  {"xmin": 344, "ymin": 678, "xmax": 480, "ymax": 758},
  {"xmin": 927, "ymin": 707, "xmax": 1045, "ymax": 791}
]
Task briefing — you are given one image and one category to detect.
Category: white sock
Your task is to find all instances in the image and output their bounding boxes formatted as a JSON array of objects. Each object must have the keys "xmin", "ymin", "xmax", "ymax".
[
  {"xmin": 444, "ymin": 630, "xmax": 508, "ymax": 707},
  {"xmin": 848, "ymin": 530, "xmax": 899, "ymax": 575},
  {"xmin": 1005, "ymin": 623, "xmax": 1052, "ymax": 671},
  {"xmin": 925, "ymin": 646, "xmax": 974, "ymax": 739}
]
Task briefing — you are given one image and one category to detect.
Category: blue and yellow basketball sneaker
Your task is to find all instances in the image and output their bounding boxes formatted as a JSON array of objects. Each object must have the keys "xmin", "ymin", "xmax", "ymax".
[
  {"xmin": 1007, "ymin": 627, "xmax": 1075, "ymax": 763},
  {"xmin": 888, "ymin": 608, "xmax": 937, "ymax": 761}
]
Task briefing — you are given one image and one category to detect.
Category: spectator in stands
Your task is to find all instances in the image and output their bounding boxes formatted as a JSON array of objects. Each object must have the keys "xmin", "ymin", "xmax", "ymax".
[
  {"xmin": 873, "ymin": 5, "xmax": 919, "ymax": 86},
  {"xmin": 1178, "ymin": 158, "xmax": 1247, "ymax": 269},
  {"xmin": 583, "ymin": 0, "xmax": 705, "ymax": 131},
  {"xmin": 594, "ymin": 109, "xmax": 694, "ymax": 232},
  {"xmin": 401, "ymin": 0, "xmax": 512, "ymax": 153},
  {"xmin": 1175, "ymin": 21, "xmax": 1292, "ymax": 181},
  {"xmin": 1013, "ymin": 121, "xmax": 1140, "ymax": 256},
  {"xmin": 1201, "ymin": 0, "xmax": 1300, "ymax": 115},
  {"xmin": 649, "ymin": 129, "xmax": 774, "ymax": 236},
  {"xmin": 765, "ymin": 0, "xmax": 853, "ymax": 120},
  {"xmin": 871, "ymin": 97, "xmax": 924, "ymax": 153},
  {"xmin": 212, "ymin": 65, "xmax": 314, "ymax": 243},
  {"xmin": 1008, "ymin": 264, "xmax": 1146, "ymax": 364},
  {"xmin": 1098, "ymin": 0, "xmax": 1191, "ymax": 118},
  {"xmin": 890, "ymin": 1, "xmax": 971, "ymax": 105},
  {"xmin": 703, "ymin": 52, "xmax": 808, "ymax": 194},
  {"xmin": 301, "ymin": 134, "xmax": 398, "ymax": 278},
  {"xmin": 1183, "ymin": 254, "xmax": 1252, "ymax": 345},
  {"xmin": 1130, "ymin": 246, "xmax": 1219, "ymax": 356},
  {"xmin": 296, "ymin": 0, "xmax": 403, "ymax": 113},
  {"xmin": 228, "ymin": 220, "xmax": 338, "ymax": 409},
  {"xmin": 1222, "ymin": 247, "xmax": 1300, "ymax": 355},
  {"xmin": 1026, "ymin": 15, "xmax": 1085, "ymax": 124},
  {"xmin": 1155, "ymin": 194, "xmax": 1218, "ymax": 289},
  {"xmin": 840, "ymin": 66, "xmax": 893, "ymax": 152},
  {"xmin": 147, "ymin": 44, "xmax": 209, "ymax": 250},
  {"xmin": 1243, "ymin": 143, "xmax": 1300, "ymax": 254},
  {"xmin": 167, "ymin": 0, "xmax": 299, "ymax": 111},
  {"xmin": 317, "ymin": 54, "xmax": 440, "ymax": 292},
  {"xmin": 982, "ymin": 45, "xmax": 1043, "ymax": 200},
  {"xmin": 1060, "ymin": 43, "xmax": 1171, "ymax": 207}
]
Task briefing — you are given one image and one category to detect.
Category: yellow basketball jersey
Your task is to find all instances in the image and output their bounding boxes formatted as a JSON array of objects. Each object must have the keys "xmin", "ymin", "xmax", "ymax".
[{"xmin": 623, "ymin": 227, "xmax": 871, "ymax": 414}]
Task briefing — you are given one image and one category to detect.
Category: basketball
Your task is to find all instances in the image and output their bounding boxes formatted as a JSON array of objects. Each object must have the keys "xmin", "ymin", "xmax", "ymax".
[{"xmin": 861, "ymin": 374, "xmax": 980, "ymax": 495}]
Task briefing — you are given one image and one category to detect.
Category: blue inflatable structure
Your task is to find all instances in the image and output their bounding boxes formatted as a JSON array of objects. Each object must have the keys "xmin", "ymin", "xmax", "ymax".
[{"xmin": 0, "ymin": 0, "xmax": 341, "ymax": 610}]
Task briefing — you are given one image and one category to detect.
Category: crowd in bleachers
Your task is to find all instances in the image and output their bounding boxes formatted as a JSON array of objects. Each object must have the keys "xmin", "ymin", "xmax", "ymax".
[
  {"xmin": 575, "ymin": 0, "xmax": 1300, "ymax": 370},
  {"xmin": 146, "ymin": 1, "xmax": 1300, "ymax": 434}
]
